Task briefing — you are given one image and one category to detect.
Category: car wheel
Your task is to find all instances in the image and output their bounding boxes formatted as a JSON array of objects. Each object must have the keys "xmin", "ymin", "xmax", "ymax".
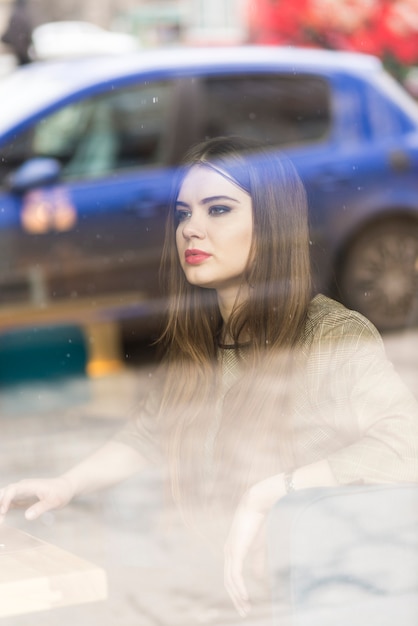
[{"xmin": 338, "ymin": 219, "xmax": 418, "ymax": 331}]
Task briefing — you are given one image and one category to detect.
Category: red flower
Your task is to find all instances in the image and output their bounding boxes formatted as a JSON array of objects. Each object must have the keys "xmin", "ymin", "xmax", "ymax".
[{"xmin": 247, "ymin": 0, "xmax": 418, "ymax": 65}]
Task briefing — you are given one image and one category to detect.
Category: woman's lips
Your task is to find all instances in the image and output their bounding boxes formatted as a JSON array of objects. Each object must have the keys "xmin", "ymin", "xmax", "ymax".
[{"xmin": 185, "ymin": 249, "xmax": 212, "ymax": 265}]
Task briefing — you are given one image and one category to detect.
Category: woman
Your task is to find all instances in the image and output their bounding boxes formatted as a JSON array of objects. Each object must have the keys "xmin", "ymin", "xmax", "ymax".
[{"xmin": 1, "ymin": 137, "xmax": 418, "ymax": 618}]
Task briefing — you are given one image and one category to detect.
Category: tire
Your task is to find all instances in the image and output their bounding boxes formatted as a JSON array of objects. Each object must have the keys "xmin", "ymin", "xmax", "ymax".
[{"xmin": 338, "ymin": 219, "xmax": 418, "ymax": 331}]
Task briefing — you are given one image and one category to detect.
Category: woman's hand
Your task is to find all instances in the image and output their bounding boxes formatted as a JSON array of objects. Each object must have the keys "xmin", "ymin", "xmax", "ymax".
[
  {"xmin": 0, "ymin": 441, "xmax": 149, "ymax": 525},
  {"xmin": 224, "ymin": 473, "xmax": 286, "ymax": 617},
  {"xmin": 224, "ymin": 494, "xmax": 266, "ymax": 617},
  {"xmin": 0, "ymin": 476, "xmax": 75, "ymax": 523}
]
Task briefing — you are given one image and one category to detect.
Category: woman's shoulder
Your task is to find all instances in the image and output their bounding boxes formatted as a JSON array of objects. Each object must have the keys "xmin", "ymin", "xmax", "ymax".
[{"xmin": 302, "ymin": 294, "xmax": 383, "ymax": 347}]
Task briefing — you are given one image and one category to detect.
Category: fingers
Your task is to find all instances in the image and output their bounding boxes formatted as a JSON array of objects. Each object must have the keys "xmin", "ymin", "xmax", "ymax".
[
  {"xmin": 224, "ymin": 500, "xmax": 267, "ymax": 617},
  {"xmin": 0, "ymin": 483, "xmax": 20, "ymax": 521},
  {"xmin": 224, "ymin": 547, "xmax": 250, "ymax": 617},
  {"xmin": 0, "ymin": 480, "xmax": 54, "ymax": 522},
  {"xmin": 24, "ymin": 498, "xmax": 56, "ymax": 521}
]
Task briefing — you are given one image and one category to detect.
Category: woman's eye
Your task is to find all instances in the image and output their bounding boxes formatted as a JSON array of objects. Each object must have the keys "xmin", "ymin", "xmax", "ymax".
[
  {"xmin": 209, "ymin": 205, "xmax": 230, "ymax": 216},
  {"xmin": 175, "ymin": 209, "xmax": 191, "ymax": 223}
]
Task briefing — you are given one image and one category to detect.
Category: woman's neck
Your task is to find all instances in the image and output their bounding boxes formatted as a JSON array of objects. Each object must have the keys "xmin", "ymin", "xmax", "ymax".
[
  {"xmin": 217, "ymin": 286, "xmax": 252, "ymax": 346},
  {"xmin": 216, "ymin": 285, "xmax": 250, "ymax": 326}
]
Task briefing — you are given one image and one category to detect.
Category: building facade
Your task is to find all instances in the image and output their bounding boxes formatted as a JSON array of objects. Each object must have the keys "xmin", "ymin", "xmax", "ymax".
[{"xmin": 1, "ymin": 0, "xmax": 249, "ymax": 48}]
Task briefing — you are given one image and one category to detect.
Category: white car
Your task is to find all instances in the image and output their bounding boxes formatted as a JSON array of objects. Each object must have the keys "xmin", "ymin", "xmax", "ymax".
[{"xmin": 30, "ymin": 21, "xmax": 141, "ymax": 60}]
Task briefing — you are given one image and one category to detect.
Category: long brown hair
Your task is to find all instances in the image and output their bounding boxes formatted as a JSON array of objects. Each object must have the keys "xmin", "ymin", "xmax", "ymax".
[{"xmin": 157, "ymin": 136, "xmax": 312, "ymax": 519}]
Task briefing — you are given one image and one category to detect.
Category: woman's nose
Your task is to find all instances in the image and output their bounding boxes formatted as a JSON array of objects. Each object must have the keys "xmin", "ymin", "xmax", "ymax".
[{"xmin": 181, "ymin": 215, "xmax": 205, "ymax": 239}]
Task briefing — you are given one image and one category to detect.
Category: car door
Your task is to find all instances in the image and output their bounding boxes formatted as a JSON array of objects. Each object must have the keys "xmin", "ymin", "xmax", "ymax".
[{"xmin": 0, "ymin": 77, "xmax": 187, "ymax": 321}]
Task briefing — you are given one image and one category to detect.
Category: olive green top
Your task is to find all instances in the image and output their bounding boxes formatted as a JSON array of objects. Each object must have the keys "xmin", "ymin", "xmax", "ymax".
[{"xmin": 114, "ymin": 295, "xmax": 418, "ymax": 485}]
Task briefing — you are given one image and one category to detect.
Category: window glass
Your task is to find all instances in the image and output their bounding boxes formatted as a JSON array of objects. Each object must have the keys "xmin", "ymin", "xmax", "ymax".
[
  {"xmin": 369, "ymin": 71, "xmax": 418, "ymax": 132},
  {"xmin": 0, "ymin": 80, "xmax": 175, "ymax": 184},
  {"xmin": 364, "ymin": 82, "xmax": 405, "ymax": 139},
  {"xmin": 203, "ymin": 74, "xmax": 330, "ymax": 147},
  {"xmin": 335, "ymin": 82, "xmax": 364, "ymax": 143}
]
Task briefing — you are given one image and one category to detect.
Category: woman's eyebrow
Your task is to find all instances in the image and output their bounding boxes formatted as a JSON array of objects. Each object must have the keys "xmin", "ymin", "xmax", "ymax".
[
  {"xmin": 176, "ymin": 195, "xmax": 240, "ymax": 207},
  {"xmin": 201, "ymin": 195, "xmax": 240, "ymax": 204}
]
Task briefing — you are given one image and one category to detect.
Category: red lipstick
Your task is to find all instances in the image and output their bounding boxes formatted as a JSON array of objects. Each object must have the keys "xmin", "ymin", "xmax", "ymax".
[{"xmin": 185, "ymin": 249, "xmax": 211, "ymax": 265}]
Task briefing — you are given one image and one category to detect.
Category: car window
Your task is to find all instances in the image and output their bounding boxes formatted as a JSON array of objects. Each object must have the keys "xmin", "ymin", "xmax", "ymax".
[
  {"xmin": 364, "ymin": 80, "xmax": 409, "ymax": 139},
  {"xmin": 202, "ymin": 74, "xmax": 331, "ymax": 146},
  {"xmin": 0, "ymin": 80, "xmax": 176, "ymax": 184}
]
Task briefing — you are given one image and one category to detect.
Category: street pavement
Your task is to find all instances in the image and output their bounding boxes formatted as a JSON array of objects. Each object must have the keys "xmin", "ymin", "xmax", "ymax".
[{"xmin": 1, "ymin": 328, "xmax": 418, "ymax": 625}]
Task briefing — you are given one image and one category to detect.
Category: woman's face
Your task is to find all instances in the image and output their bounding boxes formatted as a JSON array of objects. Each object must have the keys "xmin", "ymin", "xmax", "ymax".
[{"xmin": 175, "ymin": 165, "xmax": 253, "ymax": 300}]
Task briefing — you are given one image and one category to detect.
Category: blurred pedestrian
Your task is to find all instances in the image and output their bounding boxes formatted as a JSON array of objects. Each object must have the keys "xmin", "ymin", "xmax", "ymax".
[
  {"xmin": 1, "ymin": 136, "xmax": 418, "ymax": 619},
  {"xmin": 1, "ymin": 0, "xmax": 33, "ymax": 65}
]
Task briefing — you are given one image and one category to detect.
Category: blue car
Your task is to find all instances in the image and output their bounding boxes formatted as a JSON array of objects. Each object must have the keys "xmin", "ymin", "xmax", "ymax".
[{"xmin": 1, "ymin": 46, "xmax": 418, "ymax": 334}]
